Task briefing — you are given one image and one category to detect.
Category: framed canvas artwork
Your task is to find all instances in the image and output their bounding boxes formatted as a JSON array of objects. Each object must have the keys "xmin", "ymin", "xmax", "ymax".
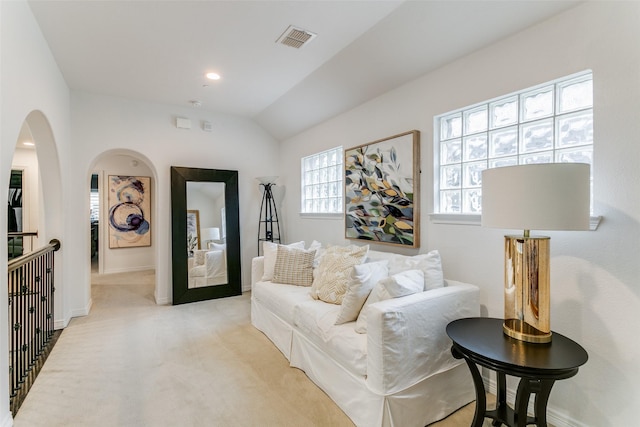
[
  {"xmin": 345, "ymin": 130, "xmax": 420, "ymax": 248},
  {"xmin": 108, "ymin": 175, "xmax": 151, "ymax": 248},
  {"xmin": 186, "ymin": 209, "xmax": 201, "ymax": 253}
]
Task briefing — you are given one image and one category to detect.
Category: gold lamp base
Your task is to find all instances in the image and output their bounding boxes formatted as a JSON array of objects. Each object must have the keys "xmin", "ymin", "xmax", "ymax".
[
  {"xmin": 503, "ymin": 235, "xmax": 552, "ymax": 344},
  {"xmin": 503, "ymin": 319, "xmax": 552, "ymax": 344}
]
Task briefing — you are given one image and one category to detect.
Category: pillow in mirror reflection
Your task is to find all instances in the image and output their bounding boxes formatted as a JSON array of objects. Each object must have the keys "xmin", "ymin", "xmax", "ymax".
[
  {"xmin": 210, "ymin": 242, "xmax": 226, "ymax": 252},
  {"xmin": 193, "ymin": 249, "xmax": 208, "ymax": 266}
]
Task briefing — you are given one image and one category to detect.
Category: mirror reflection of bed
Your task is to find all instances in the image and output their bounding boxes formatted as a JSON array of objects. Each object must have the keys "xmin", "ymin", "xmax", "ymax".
[{"xmin": 186, "ymin": 181, "xmax": 227, "ymax": 288}]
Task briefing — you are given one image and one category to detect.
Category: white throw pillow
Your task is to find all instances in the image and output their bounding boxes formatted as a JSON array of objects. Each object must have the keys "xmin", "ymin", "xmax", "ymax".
[
  {"xmin": 388, "ymin": 250, "xmax": 444, "ymax": 291},
  {"xmin": 355, "ymin": 269, "xmax": 424, "ymax": 333},
  {"xmin": 376, "ymin": 269, "xmax": 424, "ymax": 300},
  {"xmin": 261, "ymin": 241, "xmax": 304, "ymax": 281},
  {"xmin": 311, "ymin": 245, "xmax": 369, "ymax": 304},
  {"xmin": 307, "ymin": 240, "xmax": 324, "ymax": 268},
  {"xmin": 335, "ymin": 260, "xmax": 389, "ymax": 325},
  {"xmin": 210, "ymin": 242, "xmax": 226, "ymax": 252}
]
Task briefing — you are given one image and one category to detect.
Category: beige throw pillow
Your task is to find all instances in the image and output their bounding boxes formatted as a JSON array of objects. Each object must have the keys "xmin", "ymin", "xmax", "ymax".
[
  {"xmin": 261, "ymin": 240, "xmax": 304, "ymax": 281},
  {"xmin": 272, "ymin": 245, "xmax": 316, "ymax": 286},
  {"xmin": 311, "ymin": 245, "xmax": 369, "ymax": 304},
  {"xmin": 335, "ymin": 260, "xmax": 389, "ymax": 325},
  {"xmin": 193, "ymin": 249, "xmax": 207, "ymax": 266}
]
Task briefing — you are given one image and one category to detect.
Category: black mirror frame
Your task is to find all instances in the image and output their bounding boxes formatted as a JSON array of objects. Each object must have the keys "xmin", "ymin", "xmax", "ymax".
[{"xmin": 171, "ymin": 166, "xmax": 242, "ymax": 305}]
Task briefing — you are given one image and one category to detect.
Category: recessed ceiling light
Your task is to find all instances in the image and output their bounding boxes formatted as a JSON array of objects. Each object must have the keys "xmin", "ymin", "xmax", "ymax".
[
  {"xmin": 23, "ymin": 141, "xmax": 35, "ymax": 146},
  {"xmin": 206, "ymin": 72, "xmax": 221, "ymax": 80}
]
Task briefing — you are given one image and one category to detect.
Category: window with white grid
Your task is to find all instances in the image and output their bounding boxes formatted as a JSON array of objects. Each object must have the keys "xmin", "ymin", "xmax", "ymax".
[
  {"xmin": 301, "ymin": 146, "xmax": 343, "ymax": 214},
  {"xmin": 435, "ymin": 71, "xmax": 593, "ymax": 214},
  {"xmin": 90, "ymin": 190, "xmax": 100, "ymax": 222}
]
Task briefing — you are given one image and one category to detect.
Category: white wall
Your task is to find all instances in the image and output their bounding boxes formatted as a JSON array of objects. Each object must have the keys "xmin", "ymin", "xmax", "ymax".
[
  {"xmin": 72, "ymin": 91, "xmax": 281, "ymax": 300},
  {"xmin": 93, "ymin": 154, "xmax": 154, "ymax": 274},
  {"xmin": 279, "ymin": 3, "xmax": 640, "ymax": 426},
  {"xmin": 1, "ymin": 0, "xmax": 71, "ymax": 424}
]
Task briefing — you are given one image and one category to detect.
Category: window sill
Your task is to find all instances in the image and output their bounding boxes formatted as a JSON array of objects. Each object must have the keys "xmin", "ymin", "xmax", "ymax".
[
  {"xmin": 300, "ymin": 212, "xmax": 343, "ymax": 220},
  {"xmin": 429, "ymin": 213, "xmax": 602, "ymax": 231}
]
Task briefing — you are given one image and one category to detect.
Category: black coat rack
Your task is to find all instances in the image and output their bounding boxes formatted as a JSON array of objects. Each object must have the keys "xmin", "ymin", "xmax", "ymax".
[{"xmin": 258, "ymin": 182, "xmax": 281, "ymax": 255}]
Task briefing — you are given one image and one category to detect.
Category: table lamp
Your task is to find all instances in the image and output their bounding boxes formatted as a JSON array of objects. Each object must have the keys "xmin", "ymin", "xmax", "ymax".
[
  {"xmin": 481, "ymin": 163, "xmax": 590, "ymax": 343},
  {"xmin": 201, "ymin": 227, "xmax": 220, "ymax": 249}
]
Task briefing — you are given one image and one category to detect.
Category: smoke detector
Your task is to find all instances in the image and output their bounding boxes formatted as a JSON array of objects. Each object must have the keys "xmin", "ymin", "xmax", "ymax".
[{"xmin": 276, "ymin": 25, "xmax": 317, "ymax": 49}]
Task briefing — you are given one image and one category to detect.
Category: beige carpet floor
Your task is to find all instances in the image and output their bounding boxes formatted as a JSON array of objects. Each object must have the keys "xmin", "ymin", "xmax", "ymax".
[{"xmin": 14, "ymin": 269, "xmax": 496, "ymax": 427}]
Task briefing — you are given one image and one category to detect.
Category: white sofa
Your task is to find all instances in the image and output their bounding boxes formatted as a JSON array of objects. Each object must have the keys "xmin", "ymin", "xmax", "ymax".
[
  {"xmin": 250, "ymin": 248, "xmax": 479, "ymax": 427},
  {"xmin": 188, "ymin": 249, "xmax": 227, "ymax": 288}
]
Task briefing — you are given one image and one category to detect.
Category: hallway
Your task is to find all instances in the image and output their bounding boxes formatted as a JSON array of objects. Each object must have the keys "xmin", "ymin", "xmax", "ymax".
[{"xmin": 12, "ymin": 270, "xmax": 354, "ymax": 426}]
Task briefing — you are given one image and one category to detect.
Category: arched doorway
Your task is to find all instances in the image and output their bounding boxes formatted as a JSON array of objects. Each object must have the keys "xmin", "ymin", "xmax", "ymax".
[
  {"xmin": 6, "ymin": 111, "xmax": 64, "ymax": 414},
  {"xmin": 88, "ymin": 150, "xmax": 158, "ymax": 301}
]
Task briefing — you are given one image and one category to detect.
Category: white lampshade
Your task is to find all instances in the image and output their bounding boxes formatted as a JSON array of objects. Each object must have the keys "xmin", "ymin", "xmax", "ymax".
[
  {"xmin": 201, "ymin": 227, "xmax": 220, "ymax": 242},
  {"xmin": 481, "ymin": 163, "xmax": 590, "ymax": 232}
]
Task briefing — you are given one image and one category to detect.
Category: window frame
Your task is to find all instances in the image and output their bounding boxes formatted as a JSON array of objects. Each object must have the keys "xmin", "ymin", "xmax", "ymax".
[
  {"xmin": 300, "ymin": 146, "xmax": 344, "ymax": 217},
  {"xmin": 433, "ymin": 71, "xmax": 594, "ymax": 217}
]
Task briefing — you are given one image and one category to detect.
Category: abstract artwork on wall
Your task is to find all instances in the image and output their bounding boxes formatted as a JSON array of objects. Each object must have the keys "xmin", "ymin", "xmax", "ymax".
[
  {"xmin": 186, "ymin": 209, "xmax": 200, "ymax": 253},
  {"xmin": 108, "ymin": 175, "xmax": 151, "ymax": 248},
  {"xmin": 345, "ymin": 130, "xmax": 420, "ymax": 248}
]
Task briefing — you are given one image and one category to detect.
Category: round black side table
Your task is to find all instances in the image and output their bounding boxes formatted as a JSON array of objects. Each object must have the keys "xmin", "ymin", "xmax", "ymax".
[{"xmin": 446, "ymin": 317, "xmax": 588, "ymax": 427}]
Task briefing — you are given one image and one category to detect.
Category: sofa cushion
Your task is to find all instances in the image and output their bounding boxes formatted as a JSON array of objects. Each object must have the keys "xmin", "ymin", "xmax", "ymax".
[
  {"xmin": 190, "ymin": 264, "xmax": 205, "ymax": 278},
  {"xmin": 252, "ymin": 281, "xmax": 312, "ymax": 325},
  {"xmin": 273, "ymin": 245, "xmax": 316, "ymax": 286},
  {"xmin": 388, "ymin": 250, "xmax": 444, "ymax": 291},
  {"xmin": 311, "ymin": 244, "xmax": 369, "ymax": 304},
  {"xmin": 335, "ymin": 260, "xmax": 389, "ymax": 325},
  {"xmin": 294, "ymin": 299, "xmax": 368, "ymax": 377},
  {"xmin": 355, "ymin": 269, "xmax": 424, "ymax": 334},
  {"xmin": 261, "ymin": 240, "xmax": 305, "ymax": 281}
]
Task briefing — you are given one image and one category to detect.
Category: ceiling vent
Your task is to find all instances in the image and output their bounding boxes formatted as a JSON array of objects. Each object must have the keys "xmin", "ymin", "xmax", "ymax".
[{"xmin": 276, "ymin": 25, "xmax": 317, "ymax": 49}]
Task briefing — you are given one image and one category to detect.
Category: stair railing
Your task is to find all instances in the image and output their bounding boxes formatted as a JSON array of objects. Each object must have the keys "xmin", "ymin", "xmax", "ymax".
[{"xmin": 7, "ymin": 238, "xmax": 61, "ymax": 414}]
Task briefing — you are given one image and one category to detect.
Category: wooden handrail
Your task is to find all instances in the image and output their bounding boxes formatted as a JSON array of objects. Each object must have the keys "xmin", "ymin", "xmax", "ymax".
[
  {"xmin": 8, "ymin": 239, "xmax": 61, "ymax": 272},
  {"xmin": 8, "ymin": 231, "xmax": 38, "ymax": 238}
]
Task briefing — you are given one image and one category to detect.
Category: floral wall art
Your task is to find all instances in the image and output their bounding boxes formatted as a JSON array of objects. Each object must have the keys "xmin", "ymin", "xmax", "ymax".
[
  {"xmin": 345, "ymin": 131, "xmax": 420, "ymax": 248},
  {"xmin": 108, "ymin": 175, "xmax": 151, "ymax": 248}
]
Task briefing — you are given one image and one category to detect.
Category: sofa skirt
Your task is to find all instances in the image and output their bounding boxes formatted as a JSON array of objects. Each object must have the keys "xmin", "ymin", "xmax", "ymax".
[
  {"xmin": 251, "ymin": 297, "xmax": 294, "ymax": 360},
  {"xmin": 290, "ymin": 328, "xmax": 474, "ymax": 427}
]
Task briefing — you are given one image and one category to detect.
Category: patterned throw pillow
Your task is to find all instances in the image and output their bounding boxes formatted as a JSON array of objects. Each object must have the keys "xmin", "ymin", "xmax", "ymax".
[
  {"xmin": 261, "ymin": 241, "xmax": 305, "ymax": 281},
  {"xmin": 311, "ymin": 245, "xmax": 369, "ymax": 304},
  {"xmin": 193, "ymin": 249, "xmax": 207, "ymax": 266},
  {"xmin": 272, "ymin": 245, "xmax": 316, "ymax": 286}
]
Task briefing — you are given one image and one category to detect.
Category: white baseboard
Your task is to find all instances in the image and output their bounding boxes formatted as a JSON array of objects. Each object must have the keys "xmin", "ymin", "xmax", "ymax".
[
  {"xmin": 483, "ymin": 373, "xmax": 586, "ymax": 427},
  {"xmin": 102, "ymin": 265, "xmax": 155, "ymax": 275},
  {"xmin": 154, "ymin": 294, "xmax": 170, "ymax": 305},
  {"xmin": 54, "ymin": 298, "xmax": 93, "ymax": 330}
]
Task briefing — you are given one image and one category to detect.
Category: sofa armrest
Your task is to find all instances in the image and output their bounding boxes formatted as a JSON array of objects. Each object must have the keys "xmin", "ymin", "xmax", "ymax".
[
  {"xmin": 251, "ymin": 256, "xmax": 265, "ymax": 289},
  {"xmin": 365, "ymin": 281, "xmax": 479, "ymax": 395}
]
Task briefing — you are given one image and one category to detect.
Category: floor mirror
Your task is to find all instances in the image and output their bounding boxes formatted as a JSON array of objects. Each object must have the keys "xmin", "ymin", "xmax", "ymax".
[{"xmin": 171, "ymin": 166, "xmax": 241, "ymax": 304}]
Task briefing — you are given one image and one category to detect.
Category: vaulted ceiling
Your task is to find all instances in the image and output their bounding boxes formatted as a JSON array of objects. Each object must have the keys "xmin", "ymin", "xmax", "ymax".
[{"xmin": 28, "ymin": 0, "xmax": 580, "ymax": 140}]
